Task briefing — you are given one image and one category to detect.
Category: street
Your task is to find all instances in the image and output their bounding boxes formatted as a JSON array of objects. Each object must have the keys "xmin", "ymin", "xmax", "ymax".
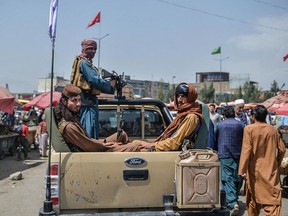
[
  {"xmin": 0, "ymin": 149, "xmax": 47, "ymax": 216},
  {"xmin": 0, "ymin": 149, "xmax": 287, "ymax": 216}
]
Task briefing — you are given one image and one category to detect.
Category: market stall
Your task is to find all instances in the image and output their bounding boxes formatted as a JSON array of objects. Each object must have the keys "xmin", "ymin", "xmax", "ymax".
[
  {"xmin": 261, "ymin": 91, "xmax": 288, "ymax": 147},
  {"xmin": 0, "ymin": 125, "xmax": 18, "ymax": 159}
]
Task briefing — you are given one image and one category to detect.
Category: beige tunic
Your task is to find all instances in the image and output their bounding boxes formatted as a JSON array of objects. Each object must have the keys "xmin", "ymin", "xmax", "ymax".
[
  {"xmin": 155, "ymin": 113, "xmax": 199, "ymax": 151},
  {"xmin": 238, "ymin": 122, "xmax": 286, "ymax": 205}
]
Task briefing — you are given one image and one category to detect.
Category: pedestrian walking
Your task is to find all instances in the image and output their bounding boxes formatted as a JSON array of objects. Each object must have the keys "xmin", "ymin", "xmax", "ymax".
[
  {"xmin": 18, "ymin": 118, "xmax": 29, "ymax": 160},
  {"xmin": 215, "ymin": 106, "xmax": 244, "ymax": 215},
  {"xmin": 36, "ymin": 114, "xmax": 48, "ymax": 157},
  {"xmin": 209, "ymin": 103, "xmax": 221, "ymax": 126},
  {"xmin": 238, "ymin": 105, "xmax": 286, "ymax": 216}
]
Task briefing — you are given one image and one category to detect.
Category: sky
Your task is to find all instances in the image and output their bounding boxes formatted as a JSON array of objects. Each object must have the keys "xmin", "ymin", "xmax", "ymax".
[{"xmin": 1, "ymin": 0, "xmax": 288, "ymax": 93}]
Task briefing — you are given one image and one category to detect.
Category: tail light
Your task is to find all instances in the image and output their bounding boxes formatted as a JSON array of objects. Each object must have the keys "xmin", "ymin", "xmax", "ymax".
[
  {"xmin": 50, "ymin": 163, "xmax": 59, "ymax": 175},
  {"xmin": 45, "ymin": 163, "xmax": 60, "ymax": 206}
]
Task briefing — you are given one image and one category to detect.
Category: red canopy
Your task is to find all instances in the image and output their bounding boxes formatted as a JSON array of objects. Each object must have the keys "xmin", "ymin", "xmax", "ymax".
[
  {"xmin": 262, "ymin": 91, "xmax": 288, "ymax": 116},
  {"xmin": 23, "ymin": 91, "xmax": 62, "ymax": 111},
  {"xmin": 273, "ymin": 103, "xmax": 288, "ymax": 116},
  {"xmin": 0, "ymin": 86, "xmax": 21, "ymax": 114}
]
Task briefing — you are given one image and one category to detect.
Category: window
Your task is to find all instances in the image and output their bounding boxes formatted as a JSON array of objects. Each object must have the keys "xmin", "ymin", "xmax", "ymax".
[{"xmin": 98, "ymin": 107, "xmax": 165, "ymax": 139}]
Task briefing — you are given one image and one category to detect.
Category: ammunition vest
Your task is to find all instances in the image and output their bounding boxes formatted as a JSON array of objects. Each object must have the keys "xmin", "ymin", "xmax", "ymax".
[
  {"xmin": 70, "ymin": 56, "xmax": 101, "ymax": 95},
  {"xmin": 58, "ymin": 119, "xmax": 70, "ymax": 135},
  {"xmin": 58, "ymin": 119, "xmax": 81, "ymax": 152}
]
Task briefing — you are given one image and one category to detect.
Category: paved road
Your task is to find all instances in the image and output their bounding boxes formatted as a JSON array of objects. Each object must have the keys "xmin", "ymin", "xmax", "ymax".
[
  {"xmin": 0, "ymin": 149, "xmax": 47, "ymax": 216},
  {"xmin": 0, "ymin": 149, "xmax": 287, "ymax": 216}
]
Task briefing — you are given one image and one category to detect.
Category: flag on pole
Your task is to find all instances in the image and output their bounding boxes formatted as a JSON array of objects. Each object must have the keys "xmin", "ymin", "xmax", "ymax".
[
  {"xmin": 211, "ymin": 46, "xmax": 221, "ymax": 55},
  {"xmin": 86, "ymin": 12, "xmax": 101, "ymax": 29},
  {"xmin": 283, "ymin": 54, "xmax": 288, "ymax": 62},
  {"xmin": 48, "ymin": 0, "xmax": 59, "ymax": 40}
]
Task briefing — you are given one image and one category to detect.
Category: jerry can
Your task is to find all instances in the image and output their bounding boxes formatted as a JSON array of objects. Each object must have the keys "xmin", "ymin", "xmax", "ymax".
[{"xmin": 175, "ymin": 149, "xmax": 220, "ymax": 209}]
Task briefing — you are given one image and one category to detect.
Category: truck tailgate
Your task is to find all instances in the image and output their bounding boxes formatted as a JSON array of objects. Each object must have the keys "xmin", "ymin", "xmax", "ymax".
[{"xmin": 55, "ymin": 152, "xmax": 179, "ymax": 210}]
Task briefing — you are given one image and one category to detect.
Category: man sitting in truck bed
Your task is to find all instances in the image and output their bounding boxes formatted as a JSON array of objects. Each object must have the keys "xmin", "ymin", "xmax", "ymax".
[
  {"xmin": 133, "ymin": 83, "xmax": 203, "ymax": 151},
  {"xmin": 55, "ymin": 84, "xmax": 140, "ymax": 152}
]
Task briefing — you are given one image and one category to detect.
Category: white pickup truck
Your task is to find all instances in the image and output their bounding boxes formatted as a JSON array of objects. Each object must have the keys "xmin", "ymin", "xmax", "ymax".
[{"xmin": 39, "ymin": 98, "xmax": 229, "ymax": 216}]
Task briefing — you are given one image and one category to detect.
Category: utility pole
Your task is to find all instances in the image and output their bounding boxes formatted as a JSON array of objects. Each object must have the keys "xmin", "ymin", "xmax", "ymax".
[
  {"xmin": 93, "ymin": 33, "xmax": 109, "ymax": 76},
  {"xmin": 214, "ymin": 56, "xmax": 230, "ymax": 102}
]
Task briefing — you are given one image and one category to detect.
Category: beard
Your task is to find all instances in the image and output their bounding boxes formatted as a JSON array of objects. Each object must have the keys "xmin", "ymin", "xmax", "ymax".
[{"xmin": 55, "ymin": 99, "xmax": 81, "ymax": 126}]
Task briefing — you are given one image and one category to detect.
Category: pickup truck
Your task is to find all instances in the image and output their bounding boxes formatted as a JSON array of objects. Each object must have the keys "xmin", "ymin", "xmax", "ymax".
[{"xmin": 39, "ymin": 98, "xmax": 229, "ymax": 216}]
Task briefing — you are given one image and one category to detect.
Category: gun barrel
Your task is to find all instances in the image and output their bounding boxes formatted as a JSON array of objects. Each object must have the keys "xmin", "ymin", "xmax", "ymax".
[{"xmin": 102, "ymin": 69, "xmax": 112, "ymax": 79}]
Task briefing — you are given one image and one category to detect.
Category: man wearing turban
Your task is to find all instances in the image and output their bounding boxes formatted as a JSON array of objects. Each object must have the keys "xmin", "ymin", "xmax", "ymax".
[
  {"xmin": 133, "ymin": 83, "xmax": 203, "ymax": 151},
  {"xmin": 70, "ymin": 39, "xmax": 116, "ymax": 139},
  {"xmin": 234, "ymin": 99, "xmax": 251, "ymax": 126}
]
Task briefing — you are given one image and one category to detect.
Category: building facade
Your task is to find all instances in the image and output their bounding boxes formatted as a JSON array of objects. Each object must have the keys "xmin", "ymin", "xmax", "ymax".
[{"xmin": 16, "ymin": 71, "xmax": 257, "ymax": 102}]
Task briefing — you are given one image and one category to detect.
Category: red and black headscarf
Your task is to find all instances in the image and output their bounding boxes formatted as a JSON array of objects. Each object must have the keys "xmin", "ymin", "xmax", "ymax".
[
  {"xmin": 79, "ymin": 39, "xmax": 97, "ymax": 61},
  {"xmin": 155, "ymin": 83, "xmax": 203, "ymax": 141}
]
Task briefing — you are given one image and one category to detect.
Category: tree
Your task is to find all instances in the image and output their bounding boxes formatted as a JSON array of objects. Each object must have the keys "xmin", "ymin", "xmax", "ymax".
[
  {"xmin": 166, "ymin": 83, "xmax": 176, "ymax": 103},
  {"xmin": 242, "ymin": 81, "xmax": 261, "ymax": 103},
  {"xmin": 270, "ymin": 80, "xmax": 280, "ymax": 96},
  {"xmin": 262, "ymin": 80, "xmax": 281, "ymax": 101},
  {"xmin": 234, "ymin": 86, "xmax": 243, "ymax": 100},
  {"xmin": 199, "ymin": 83, "xmax": 215, "ymax": 103}
]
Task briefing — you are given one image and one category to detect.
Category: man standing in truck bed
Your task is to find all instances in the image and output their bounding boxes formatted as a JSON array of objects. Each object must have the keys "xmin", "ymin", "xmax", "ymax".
[{"xmin": 70, "ymin": 39, "xmax": 116, "ymax": 139}]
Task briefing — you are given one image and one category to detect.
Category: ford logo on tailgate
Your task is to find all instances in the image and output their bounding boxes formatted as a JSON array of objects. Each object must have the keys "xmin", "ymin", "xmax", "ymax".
[{"xmin": 124, "ymin": 157, "xmax": 147, "ymax": 167}]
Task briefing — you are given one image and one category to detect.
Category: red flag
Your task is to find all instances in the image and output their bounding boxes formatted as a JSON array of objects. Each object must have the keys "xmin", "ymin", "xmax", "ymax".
[
  {"xmin": 86, "ymin": 12, "xmax": 101, "ymax": 29},
  {"xmin": 283, "ymin": 54, "xmax": 288, "ymax": 62}
]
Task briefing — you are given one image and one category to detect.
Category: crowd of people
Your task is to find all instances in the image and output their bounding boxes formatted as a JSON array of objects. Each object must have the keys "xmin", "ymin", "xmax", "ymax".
[
  {"xmin": 208, "ymin": 99, "xmax": 286, "ymax": 216},
  {"xmin": 0, "ymin": 107, "xmax": 48, "ymax": 160}
]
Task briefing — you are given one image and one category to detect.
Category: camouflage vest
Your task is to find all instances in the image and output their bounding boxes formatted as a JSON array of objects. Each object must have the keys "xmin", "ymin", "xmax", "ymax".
[
  {"xmin": 70, "ymin": 56, "xmax": 101, "ymax": 95},
  {"xmin": 181, "ymin": 103, "xmax": 210, "ymax": 151},
  {"xmin": 58, "ymin": 119, "xmax": 81, "ymax": 152}
]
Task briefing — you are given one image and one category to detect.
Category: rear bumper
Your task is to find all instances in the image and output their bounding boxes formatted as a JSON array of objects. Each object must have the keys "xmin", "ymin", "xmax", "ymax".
[{"xmin": 57, "ymin": 208, "xmax": 230, "ymax": 216}]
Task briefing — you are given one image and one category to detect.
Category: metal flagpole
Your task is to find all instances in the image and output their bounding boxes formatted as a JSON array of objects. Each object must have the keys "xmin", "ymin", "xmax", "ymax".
[
  {"xmin": 39, "ymin": 33, "xmax": 56, "ymax": 216},
  {"xmin": 39, "ymin": 0, "xmax": 58, "ymax": 215},
  {"xmin": 97, "ymin": 21, "xmax": 103, "ymax": 77}
]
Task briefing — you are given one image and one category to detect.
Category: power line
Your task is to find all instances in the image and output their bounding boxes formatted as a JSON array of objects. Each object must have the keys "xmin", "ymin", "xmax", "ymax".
[
  {"xmin": 157, "ymin": 0, "xmax": 288, "ymax": 32},
  {"xmin": 252, "ymin": 0, "xmax": 288, "ymax": 11}
]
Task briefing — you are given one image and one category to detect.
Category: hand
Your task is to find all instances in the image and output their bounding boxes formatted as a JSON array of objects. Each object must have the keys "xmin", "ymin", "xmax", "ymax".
[
  {"xmin": 110, "ymin": 80, "xmax": 116, "ymax": 88},
  {"xmin": 135, "ymin": 140, "xmax": 155, "ymax": 150},
  {"xmin": 103, "ymin": 141, "xmax": 122, "ymax": 150}
]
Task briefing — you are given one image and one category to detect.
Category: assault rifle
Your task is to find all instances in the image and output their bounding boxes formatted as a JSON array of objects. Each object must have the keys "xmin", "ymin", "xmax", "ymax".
[{"xmin": 102, "ymin": 69, "xmax": 127, "ymax": 99}]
